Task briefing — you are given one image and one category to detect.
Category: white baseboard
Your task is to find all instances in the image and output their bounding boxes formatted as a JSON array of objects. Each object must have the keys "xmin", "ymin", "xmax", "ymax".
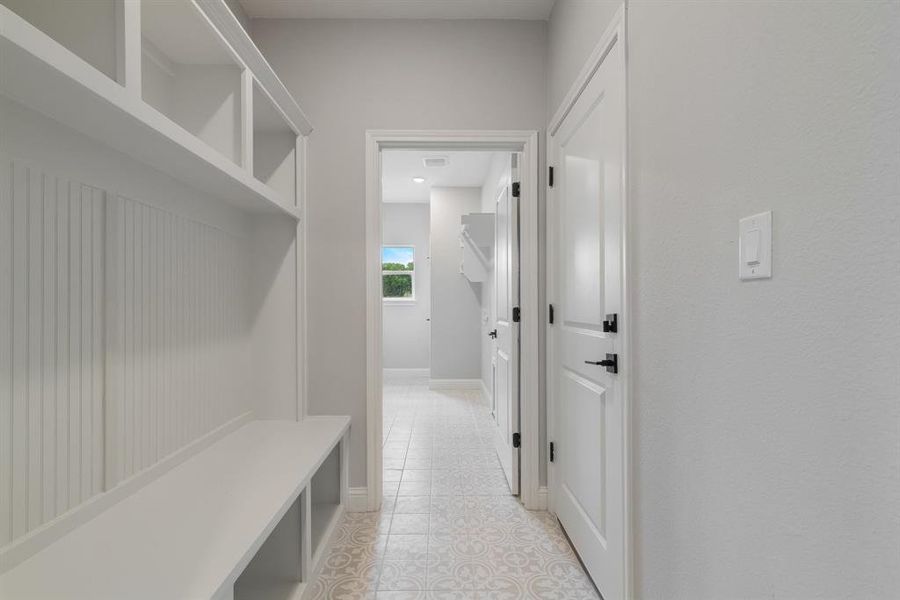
[
  {"xmin": 479, "ymin": 379, "xmax": 491, "ymax": 406},
  {"xmin": 429, "ymin": 378, "xmax": 482, "ymax": 390},
  {"xmin": 534, "ymin": 486, "xmax": 549, "ymax": 510},
  {"xmin": 383, "ymin": 368, "xmax": 430, "ymax": 377},
  {"xmin": 347, "ymin": 487, "xmax": 369, "ymax": 512}
]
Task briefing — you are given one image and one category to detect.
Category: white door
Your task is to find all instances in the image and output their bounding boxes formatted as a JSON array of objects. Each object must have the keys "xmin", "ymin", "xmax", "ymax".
[
  {"xmin": 493, "ymin": 154, "xmax": 520, "ymax": 494},
  {"xmin": 549, "ymin": 25, "xmax": 627, "ymax": 600}
]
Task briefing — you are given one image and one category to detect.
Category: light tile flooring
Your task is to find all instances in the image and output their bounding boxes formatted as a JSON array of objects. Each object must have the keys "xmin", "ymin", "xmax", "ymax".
[{"xmin": 307, "ymin": 373, "xmax": 600, "ymax": 599}]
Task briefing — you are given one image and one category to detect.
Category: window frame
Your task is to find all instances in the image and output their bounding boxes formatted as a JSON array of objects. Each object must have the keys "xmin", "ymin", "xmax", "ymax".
[{"xmin": 382, "ymin": 244, "xmax": 416, "ymax": 302}]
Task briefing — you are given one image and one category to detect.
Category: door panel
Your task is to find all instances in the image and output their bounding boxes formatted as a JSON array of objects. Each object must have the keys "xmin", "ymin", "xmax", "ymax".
[
  {"xmin": 493, "ymin": 154, "xmax": 519, "ymax": 495},
  {"xmin": 550, "ymin": 28, "xmax": 626, "ymax": 600},
  {"xmin": 563, "ymin": 156, "xmax": 603, "ymax": 328}
]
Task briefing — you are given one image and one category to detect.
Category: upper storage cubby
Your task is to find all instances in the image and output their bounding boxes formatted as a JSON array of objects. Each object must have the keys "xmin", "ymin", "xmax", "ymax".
[
  {"xmin": 1, "ymin": 0, "xmax": 118, "ymax": 80},
  {"xmin": 0, "ymin": 0, "xmax": 310, "ymax": 219},
  {"xmin": 141, "ymin": 0, "xmax": 243, "ymax": 165},
  {"xmin": 253, "ymin": 82, "xmax": 297, "ymax": 206}
]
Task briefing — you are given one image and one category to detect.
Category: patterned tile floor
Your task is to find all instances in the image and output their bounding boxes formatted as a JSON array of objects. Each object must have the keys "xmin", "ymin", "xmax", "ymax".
[{"xmin": 306, "ymin": 372, "xmax": 600, "ymax": 599}]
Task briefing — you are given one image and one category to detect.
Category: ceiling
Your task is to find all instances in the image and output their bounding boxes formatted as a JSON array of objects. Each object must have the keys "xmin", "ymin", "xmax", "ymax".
[
  {"xmin": 239, "ymin": 0, "xmax": 556, "ymax": 21},
  {"xmin": 382, "ymin": 150, "xmax": 500, "ymax": 203}
]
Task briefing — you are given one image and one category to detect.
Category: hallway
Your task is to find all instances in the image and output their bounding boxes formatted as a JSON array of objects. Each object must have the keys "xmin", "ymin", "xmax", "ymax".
[{"xmin": 307, "ymin": 373, "xmax": 600, "ymax": 599}]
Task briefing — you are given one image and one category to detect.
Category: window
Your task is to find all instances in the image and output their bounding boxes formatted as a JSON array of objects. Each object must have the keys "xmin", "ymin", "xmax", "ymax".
[{"xmin": 383, "ymin": 246, "xmax": 415, "ymax": 300}]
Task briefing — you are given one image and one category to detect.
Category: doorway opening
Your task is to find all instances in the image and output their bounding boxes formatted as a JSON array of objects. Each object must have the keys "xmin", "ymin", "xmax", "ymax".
[
  {"xmin": 364, "ymin": 131, "xmax": 541, "ymax": 513},
  {"xmin": 380, "ymin": 150, "xmax": 518, "ymax": 505}
]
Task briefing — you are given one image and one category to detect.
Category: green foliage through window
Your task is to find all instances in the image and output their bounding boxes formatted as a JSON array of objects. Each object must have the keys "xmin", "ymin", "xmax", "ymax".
[
  {"xmin": 382, "ymin": 246, "xmax": 415, "ymax": 299},
  {"xmin": 383, "ymin": 274, "xmax": 412, "ymax": 298}
]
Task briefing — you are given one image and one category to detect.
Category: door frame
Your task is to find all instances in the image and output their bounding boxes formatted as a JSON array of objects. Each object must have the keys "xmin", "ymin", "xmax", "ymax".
[
  {"xmin": 546, "ymin": 5, "xmax": 632, "ymax": 598},
  {"xmin": 365, "ymin": 129, "xmax": 541, "ymax": 511}
]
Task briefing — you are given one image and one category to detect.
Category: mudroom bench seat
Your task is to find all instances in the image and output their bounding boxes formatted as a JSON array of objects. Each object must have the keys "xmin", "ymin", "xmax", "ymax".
[{"xmin": 0, "ymin": 417, "xmax": 350, "ymax": 600}]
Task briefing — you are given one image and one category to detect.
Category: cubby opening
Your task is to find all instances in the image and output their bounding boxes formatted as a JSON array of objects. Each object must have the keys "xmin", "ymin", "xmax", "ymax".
[
  {"xmin": 2, "ymin": 0, "xmax": 118, "ymax": 80},
  {"xmin": 234, "ymin": 491, "xmax": 305, "ymax": 600},
  {"xmin": 310, "ymin": 444, "xmax": 342, "ymax": 560},
  {"xmin": 141, "ymin": 0, "xmax": 243, "ymax": 164},
  {"xmin": 253, "ymin": 82, "xmax": 297, "ymax": 205}
]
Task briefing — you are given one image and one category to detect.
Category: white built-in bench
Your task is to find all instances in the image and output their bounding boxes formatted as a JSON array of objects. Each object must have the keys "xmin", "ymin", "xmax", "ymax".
[{"xmin": 0, "ymin": 417, "xmax": 350, "ymax": 600}]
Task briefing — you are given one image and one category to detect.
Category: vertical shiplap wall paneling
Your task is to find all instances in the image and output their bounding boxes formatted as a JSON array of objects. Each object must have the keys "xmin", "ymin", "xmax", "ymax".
[
  {"xmin": 27, "ymin": 168, "xmax": 42, "ymax": 533},
  {"xmin": 105, "ymin": 198, "xmax": 124, "ymax": 488},
  {"xmin": 40, "ymin": 173, "xmax": 56, "ymax": 525},
  {"xmin": 105, "ymin": 195, "xmax": 249, "ymax": 484},
  {"xmin": 1, "ymin": 162, "xmax": 105, "ymax": 543},
  {"xmin": 1, "ymin": 158, "xmax": 251, "ymax": 548},
  {"xmin": 53, "ymin": 178, "xmax": 69, "ymax": 519},
  {"xmin": 0, "ymin": 162, "xmax": 11, "ymax": 547},
  {"xmin": 11, "ymin": 162, "xmax": 27, "ymax": 539}
]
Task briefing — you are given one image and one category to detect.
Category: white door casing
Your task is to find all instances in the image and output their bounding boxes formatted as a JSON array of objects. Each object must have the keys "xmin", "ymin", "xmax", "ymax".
[
  {"xmin": 365, "ymin": 130, "xmax": 541, "ymax": 513},
  {"xmin": 548, "ymin": 11, "xmax": 628, "ymax": 600},
  {"xmin": 492, "ymin": 154, "xmax": 520, "ymax": 494}
]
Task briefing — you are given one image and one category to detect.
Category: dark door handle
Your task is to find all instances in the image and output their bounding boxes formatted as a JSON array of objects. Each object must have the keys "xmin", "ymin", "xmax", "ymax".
[
  {"xmin": 488, "ymin": 329, "xmax": 498, "ymax": 339},
  {"xmin": 585, "ymin": 353, "xmax": 618, "ymax": 374}
]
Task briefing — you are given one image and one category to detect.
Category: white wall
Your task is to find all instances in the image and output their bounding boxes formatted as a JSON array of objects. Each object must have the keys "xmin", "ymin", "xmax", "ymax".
[
  {"xmin": 2, "ymin": 0, "xmax": 118, "ymax": 80},
  {"xmin": 382, "ymin": 203, "xmax": 430, "ymax": 370},
  {"xmin": 547, "ymin": 0, "xmax": 622, "ymax": 117},
  {"xmin": 251, "ymin": 18, "xmax": 547, "ymax": 486},
  {"xmin": 430, "ymin": 188, "xmax": 482, "ymax": 380},
  {"xmin": 550, "ymin": 0, "xmax": 900, "ymax": 596}
]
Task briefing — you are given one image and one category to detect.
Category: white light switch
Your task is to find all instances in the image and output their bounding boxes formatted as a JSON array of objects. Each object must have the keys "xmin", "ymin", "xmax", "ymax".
[
  {"xmin": 739, "ymin": 211, "xmax": 772, "ymax": 280},
  {"xmin": 742, "ymin": 229, "xmax": 761, "ymax": 264}
]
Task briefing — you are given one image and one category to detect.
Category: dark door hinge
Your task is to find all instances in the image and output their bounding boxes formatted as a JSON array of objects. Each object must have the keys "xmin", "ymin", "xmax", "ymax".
[
  {"xmin": 603, "ymin": 313, "xmax": 618, "ymax": 333},
  {"xmin": 548, "ymin": 303, "xmax": 554, "ymax": 325},
  {"xmin": 549, "ymin": 441, "xmax": 555, "ymax": 462},
  {"xmin": 512, "ymin": 432, "xmax": 521, "ymax": 448},
  {"xmin": 548, "ymin": 166, "xmax": 554, "ymax": 188},
  {"xmin": 512, "ymin": 306, "xmax": 521, "ymax": 323},
  {"xmin": 511, "ymin": 182, "xmax": 521, "ymax": 198}
]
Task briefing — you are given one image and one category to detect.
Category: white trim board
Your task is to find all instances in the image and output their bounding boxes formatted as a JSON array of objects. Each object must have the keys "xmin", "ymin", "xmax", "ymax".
[
  {"xmin": 428, "ymin": 379, "xmax": 482, "ymax": 390},
  {"xmin": 480, "ymin": 379, "xmax": 491, "ymax": 407},
  {"xmin": 347, "ymin": 488, "xmax": 369, "ymax": 513},
  {"xmin": 545, "ymin": 5, "xmax": 632, "ymax": 598},
  {"xmin": 366, "ymin": 130, "xmax": 542, "ymax": 512},
  {"xmin": 383, "ymin": 368, "xmax": 430, "ymax": 377}
]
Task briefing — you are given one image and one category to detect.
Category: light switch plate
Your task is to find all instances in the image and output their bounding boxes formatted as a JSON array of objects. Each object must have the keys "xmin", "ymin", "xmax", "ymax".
[{"xmin": 739, "ymin": 211, "xmax": 772, "ymax": 280}]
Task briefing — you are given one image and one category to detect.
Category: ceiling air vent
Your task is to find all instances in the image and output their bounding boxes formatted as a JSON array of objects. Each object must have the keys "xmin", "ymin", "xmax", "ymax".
[{"xmin": 423, "ymin": 156, "xmax": 449, "ymax": 168}]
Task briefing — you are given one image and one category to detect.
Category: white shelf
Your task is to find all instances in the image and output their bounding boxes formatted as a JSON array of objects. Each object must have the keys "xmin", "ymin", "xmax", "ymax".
[
  {"xmin": 460, "ymin": 213, "xmax": 493, "ymax": 283},
  {"xmin": 461, "ymin": 212, "xmax": 495, "ymax": 249},
  {"xmin": 0, "ymin": 5, "xmax": 301, "ymax": 220},
  {"xmin": 196, "ymin": 0, "xmax": 312, "ymax": 136}
]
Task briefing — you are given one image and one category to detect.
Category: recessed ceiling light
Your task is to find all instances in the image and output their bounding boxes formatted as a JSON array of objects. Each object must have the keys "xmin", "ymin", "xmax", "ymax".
[{"xmin": 412, "ymin": 177, "xmax": 426, "ymax": 184}]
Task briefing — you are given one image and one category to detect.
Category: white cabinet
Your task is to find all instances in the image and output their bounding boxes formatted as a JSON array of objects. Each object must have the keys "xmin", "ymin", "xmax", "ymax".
[{"xmin": 460, "ymin": 213, "xmax": 494, "ymax": 283}]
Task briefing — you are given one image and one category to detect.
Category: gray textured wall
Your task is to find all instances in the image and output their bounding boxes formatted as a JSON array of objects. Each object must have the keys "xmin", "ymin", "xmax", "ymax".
[
  {"xmin": 382, "ymin": 203, "xmax": 431, "ymax": 370},
  {"xmin": 429, "ymin": 187, "xmax": 482, "ymax": 380},
  {"xmin": 251, "ymin": 18, "xmax": 547, "ymax": 487}
]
